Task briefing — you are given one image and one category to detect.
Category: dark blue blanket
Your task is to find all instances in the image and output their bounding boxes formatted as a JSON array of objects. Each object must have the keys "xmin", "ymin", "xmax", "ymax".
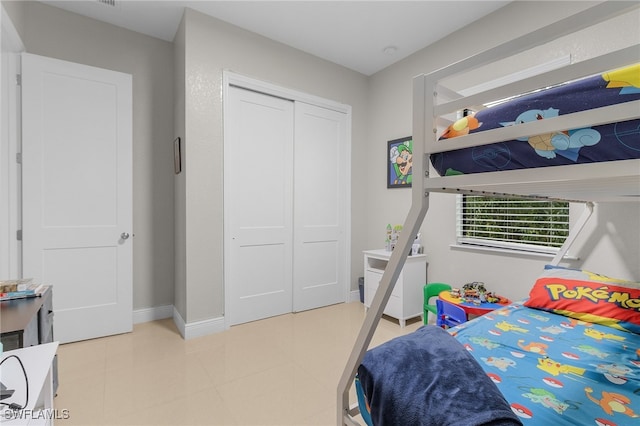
[{"xmin": 357, "ymin": 326, "xmax": 522, "ymax": 426}]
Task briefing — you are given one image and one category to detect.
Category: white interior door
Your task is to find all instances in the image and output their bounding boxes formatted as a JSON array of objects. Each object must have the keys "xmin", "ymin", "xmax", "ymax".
[
  {"xmin": 226, "ymin": 86, "xmax": 294, "ymax": 326},
  {"xmin": 1, "ymin": 11, "xmax": 24, "ymax": 280},
  {"xmin": 21, "ymin": 53, "xmax": 132, "ymax": 343},
  {"xmin": 293, "ymin": 102, "xmax": 347, "ymax": 311}
]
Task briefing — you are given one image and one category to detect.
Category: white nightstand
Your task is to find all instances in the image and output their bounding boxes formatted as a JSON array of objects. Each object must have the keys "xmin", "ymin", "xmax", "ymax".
[{"xmin": 363, "ymin": 249, "xmax": 427, "ymax": 327}]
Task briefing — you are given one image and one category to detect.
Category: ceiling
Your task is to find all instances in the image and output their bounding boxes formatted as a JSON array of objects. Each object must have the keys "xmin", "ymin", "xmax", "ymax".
[{"xmin": 39, "ymin": 1, "xmax": 510, "ymax": 76}]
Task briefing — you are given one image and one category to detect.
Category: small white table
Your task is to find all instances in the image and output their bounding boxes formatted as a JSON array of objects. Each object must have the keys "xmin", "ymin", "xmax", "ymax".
[
  {"xmin": 0, "ymin": 342, "xmax": 59, "ymax": 425},
  {"xmin": 363, "ymin": 249, "xmax": 427, "ymax": 327}
]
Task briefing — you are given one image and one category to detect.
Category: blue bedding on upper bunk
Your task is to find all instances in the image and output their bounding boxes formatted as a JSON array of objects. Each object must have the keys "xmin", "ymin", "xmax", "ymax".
[{"xmin": 431, "ymin": 64, "xmax": 640, "ymax": 176}]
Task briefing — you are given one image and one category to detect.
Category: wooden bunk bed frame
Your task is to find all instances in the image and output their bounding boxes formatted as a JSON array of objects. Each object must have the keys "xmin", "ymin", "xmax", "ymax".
[{"xmin": 338, "ymin": 2, "xmax": 640, "ymax": 425}]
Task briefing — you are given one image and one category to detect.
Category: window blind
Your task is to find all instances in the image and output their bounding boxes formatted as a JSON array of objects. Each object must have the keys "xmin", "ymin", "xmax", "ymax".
[{"xmin": 456, "ymin": 195, "xmax": 569, "ymax": 254}]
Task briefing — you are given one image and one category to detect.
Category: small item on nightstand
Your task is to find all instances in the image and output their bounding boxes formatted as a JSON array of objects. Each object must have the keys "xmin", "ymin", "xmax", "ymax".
[
  {"xmin": 389, "ymin": 225, "xmax": 403, "ymax": 251},
  {"xmin": 412, "ymin": 233, "xmax": 422, "ymax": 255},
  {"xmin": 385, "ymin": 224, "xmax": 392, "ymax": 251}
]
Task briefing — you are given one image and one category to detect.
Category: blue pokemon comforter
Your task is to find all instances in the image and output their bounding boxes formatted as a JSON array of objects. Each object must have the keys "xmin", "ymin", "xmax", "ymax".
[
  {"xmin": 431, "ymin": 64, "xmax": 640, "ymax": 176},
  {"xmin": 452, "ymin": 302, "xmax": 640, "ymax": 425}
]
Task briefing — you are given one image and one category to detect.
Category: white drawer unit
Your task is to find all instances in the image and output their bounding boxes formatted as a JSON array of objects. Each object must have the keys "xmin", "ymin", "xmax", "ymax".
[{"xmin": 363, "ymin": 249, "xmax": 426, "ymax": 327}]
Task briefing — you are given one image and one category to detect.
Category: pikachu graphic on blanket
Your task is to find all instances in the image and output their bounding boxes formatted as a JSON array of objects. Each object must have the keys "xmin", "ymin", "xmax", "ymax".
[
  {"xmin": 495, "ymin": 321, "xmax": 528, "ymax": 333},
  {"xmin": 537, "ymin": 356, "xmax": 585, "ymax": 377},
  {"xmin": 584, "ymin": 328, "xmax": 626, "ymax": 342},
  {"xmin": 602, "ymin": 63, "xmax": 640, "ymax": 93}
]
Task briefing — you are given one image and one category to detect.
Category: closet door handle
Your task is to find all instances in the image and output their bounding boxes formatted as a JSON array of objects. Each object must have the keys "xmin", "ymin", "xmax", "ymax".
[{"xmin": 121, "ymin": 232, "xmax": 130, "ymax": 240}]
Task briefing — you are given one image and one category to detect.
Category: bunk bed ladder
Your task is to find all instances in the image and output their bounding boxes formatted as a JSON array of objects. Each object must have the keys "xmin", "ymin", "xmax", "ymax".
[{"xmin": 337, "ymin": 74, "xmax": 431, "ymax": 425}]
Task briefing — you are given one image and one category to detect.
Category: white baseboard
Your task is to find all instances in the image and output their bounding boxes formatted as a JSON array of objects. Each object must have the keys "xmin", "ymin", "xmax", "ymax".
[
  {"xmin": 133, "ymin": 304, "xmax": 173, "ymax": 324},
  {"xmin": 133, "ymin": 305, "xmax": 225, "ymax": 340},
  {"xmin": 172, "ymin": 307, "xmax": 225, "ymax": 340}
]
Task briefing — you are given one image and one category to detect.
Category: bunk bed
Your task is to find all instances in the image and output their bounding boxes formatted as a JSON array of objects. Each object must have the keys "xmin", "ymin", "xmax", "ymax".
[{"xmin": 338, "ymin": 2, "xmax": 640, "ymax": 425}]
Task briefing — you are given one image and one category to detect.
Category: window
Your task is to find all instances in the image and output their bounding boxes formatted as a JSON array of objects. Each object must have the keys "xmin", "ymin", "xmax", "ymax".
[
  {"xmin": 456, "ymin": 195, "xmax": 569, "ymax": 254},
  {"xmin": 452, "ymin": 58, "xmax": 574, "ymax": 255}
]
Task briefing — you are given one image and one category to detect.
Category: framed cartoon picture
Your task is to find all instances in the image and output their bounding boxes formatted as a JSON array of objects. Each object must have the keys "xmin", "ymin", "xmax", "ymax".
[{"xmin": 387, "ymin": 136, "xmax": 413, "ymax": 188}]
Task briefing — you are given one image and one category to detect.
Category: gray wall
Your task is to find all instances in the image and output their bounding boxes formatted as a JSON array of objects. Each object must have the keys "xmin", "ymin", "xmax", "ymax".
[
  {"xmin": 176, "ymin": 9, "xmax": 369, "ymax": 322},
  {"xmin": 4, "ymin": 1, "xmax": 176, "ymax": 311},
  {"xmin": 366, "ymin": 1, "xmax": 640, "ymax": 300}
]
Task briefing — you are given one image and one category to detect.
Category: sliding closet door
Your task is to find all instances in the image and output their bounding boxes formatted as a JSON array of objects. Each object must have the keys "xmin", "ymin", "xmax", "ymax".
[
  {"xmin": 293, "ymin": 103, "xmax": 347, "ymax": 311},
  {"xmin": 226, "ymin": 86, "xmax": 294, "ymax": 326}
]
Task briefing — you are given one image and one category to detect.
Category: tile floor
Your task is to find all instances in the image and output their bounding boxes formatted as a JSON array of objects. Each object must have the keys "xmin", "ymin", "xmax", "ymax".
[{"xmin": 54, "ymin": 302, "xmax": 423, "ymax": 425}]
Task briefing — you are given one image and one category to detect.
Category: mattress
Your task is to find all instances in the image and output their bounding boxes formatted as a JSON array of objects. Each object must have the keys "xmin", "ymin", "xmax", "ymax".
[
  {"xmin": 431, "ymin": 64, "xmax": 640, "ymax": 176},
  {"xmin": 452, "ymin": 302, "xmax": 640, "ymax": 425}
]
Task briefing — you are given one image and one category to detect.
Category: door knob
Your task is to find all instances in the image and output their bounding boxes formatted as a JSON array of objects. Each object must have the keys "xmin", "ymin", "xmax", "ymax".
[{"xmin": 121, "ymin": 232, "xmax": 130, "ymax": 240}]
